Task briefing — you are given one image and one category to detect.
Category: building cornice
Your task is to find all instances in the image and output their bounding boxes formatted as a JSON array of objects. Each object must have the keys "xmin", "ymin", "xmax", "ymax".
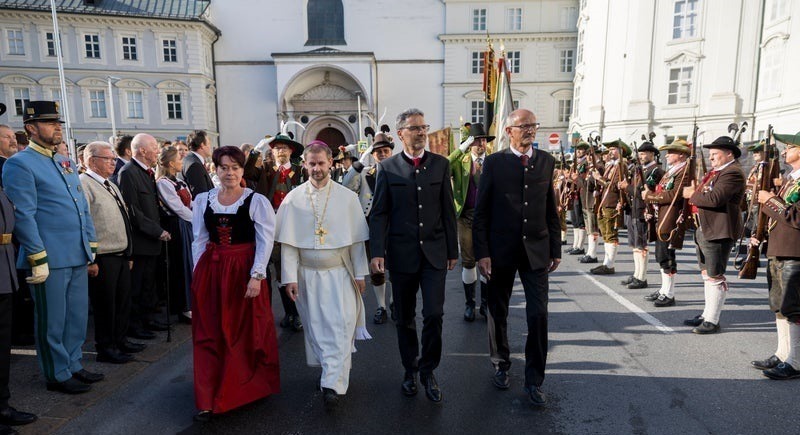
[{"xmin": 439, "ymin": 32, "xmax": 577, "ymax": 44}]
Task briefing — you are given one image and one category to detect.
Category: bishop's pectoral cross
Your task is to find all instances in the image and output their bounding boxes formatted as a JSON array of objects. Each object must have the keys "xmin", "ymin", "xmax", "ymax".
[{"xmin": 315, "ymin": 225, "xmax": 328, "ymax": 245}]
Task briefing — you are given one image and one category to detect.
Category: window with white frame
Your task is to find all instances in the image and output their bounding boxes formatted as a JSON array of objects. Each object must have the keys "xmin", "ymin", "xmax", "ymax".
[
  {"xmin": 470, "ymin": 100, "xmax": 485, "ymax": 124},
  {"xmin": 121, "ymin": 36, "xmax": 137, "ymax": 61},
  {"xmin": 513, "ymin": 100, "xmax": 520, "ymax": 110},
  {"xmin": 560, "ymin": 49, "xmax": 574, "ymax": 73},
  {"xmin": 89, "ymin": 89, "xmax": 107, "ymax": 118},
  {"xmin": 45, "ymin": 32, "xmax": 57, "ymax": 56},
  {"xmin": 672, "ymin": 0, "xmax": 699, "ymax": 39},
  {"xmin": 667, "ymin": 66, "xmax": 693, "ymax": 104},
  {"xmin": 472, "ymin": 8, "xmax": 487, "ymax": 32},
  {"xmin": 577, "ymin": 30, "xmax": 584, "ymax": 64},
  {"xmin": 573, "ymin": 86, "xmax": 581, "ymax": 118},
  {"xmin": 50, "ymin": 88, "xmax": 62, "ymax": 109},
  {"xmin": 7, "ymin": 29, "xmax": 24, "ymax": 55},
  {"xmin": 560, "ymin": 6, "xmax": 578, "ymax": 30},
  {"xmin": 12, "ymin": 88, "xmax": 30, "ymax": 116},
  {"xmin": 84, "ymin": 33, "xmax": 100, "ymax": 58},
  {"xmin": 162, "ymin": 39, "xmax": 178, "ymax": 62},
  {"xmin": 761, "ymin": 47, "xmax": 783, "ymax": 96},
  {"xmin": 769, "ymin": 0, "xmax": 788, "ymax": 22},
  {"xmin": 506, "ymin": 8, "xmax": 522, "ymax": 32},
  {"xmin": 507, "ymin": 51, "xmax": 520, "ymax": 74},
  {"xmin": 166, "ymin": 93, "xmax": 182, "ymax": 120},
  {"xmin": 471, "ymin": 51, "xmax": 484, "ymax": 74},
  {"xmin": 558, "ymin": 99, "xmax": 572, "ymax": 123},
  {"xmin": 126, "ymin": 90, "xmax": 144, "ymax": 119}
]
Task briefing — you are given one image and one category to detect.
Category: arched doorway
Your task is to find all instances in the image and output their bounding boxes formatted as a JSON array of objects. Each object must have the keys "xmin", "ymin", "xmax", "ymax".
[{"xmin": 316, "ymin": 127, "xmax": 347, "ymax": 152}]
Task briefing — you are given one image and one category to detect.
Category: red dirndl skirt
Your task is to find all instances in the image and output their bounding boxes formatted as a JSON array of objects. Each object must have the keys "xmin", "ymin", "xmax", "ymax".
[{"xmin": 191, "ymin": 242, "xmax": 280, "ymax": 413}]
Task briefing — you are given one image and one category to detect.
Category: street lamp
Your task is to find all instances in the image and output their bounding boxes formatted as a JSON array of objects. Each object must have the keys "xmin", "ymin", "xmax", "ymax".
[{"xmin": 106, "ymin": 75, "xmax": 120, "ymax": 139}]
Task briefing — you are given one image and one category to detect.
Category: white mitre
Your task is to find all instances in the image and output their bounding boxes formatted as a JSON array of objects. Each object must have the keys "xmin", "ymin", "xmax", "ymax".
[{"xmin": 275, "ymin": 180, "xmax": 369, "ymax": 249}]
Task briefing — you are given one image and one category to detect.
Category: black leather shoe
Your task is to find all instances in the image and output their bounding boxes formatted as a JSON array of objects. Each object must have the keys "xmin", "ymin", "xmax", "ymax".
[
  {"xmin": 145, "ymin": 320, "xmax": 170, "ymax": 332},
  {"xmin": 590, "ymin": 265, "xmax": 615, "ymax": 275},
  {"xmin": 692, "ymin": 321, "xmax": 720, "ymax": 334},
  {"xmin": 763, "ymin": 362, "xmax": 800, "ymax": 380},
  {"xmin": 464, "ymin": 305, "xmax": 475, "ymax": 322},
  {"xmin": 653, "ymin": 295, "xmax": 675, "ymax": 307},
  {"xmin": 96, "ymin": 348, "xmax": 134, "ymax": 364},
  {"xmin": 569, "ymin": 248, "xmax": 585, "ymax": 256},
  {"xmin": 561, "ymin": 240, "xmax": 568, "ymax": 245},
  {"xmin": 127, "ymin": 327, "xmax": 156, "ymax": 340},
  {"xmin": 420, "ymin": 373, "xmax": 442, "ymax": 403},
  {"xmin": 73, "ymin": 369, "xmax": 104, "ymax": 384},
  {"xmin": 0, "ymin": 407, "xmax": 37, "ymax": 426},
  {"xmin": 643, "ymin": 290, "xmax": 661, "ymax": 301},
  {"xmin": 579, "ymin": 255, "xmax": 598, "ymax": 263},
  {"xmin": 683, "ymin": 315, "xmax": 704, "ymax": 327},
  {"xmin": 525, "ymin": 385, "xmax": 546, "ymax": 407},
  {"xmin": 178, "ymin": 313, "xmax": 192, "ymax": 325},
  {"xmin": 279, "ymin": 315, "xmax": 293, "ymax": 328},
  {"xmin": 751, "ymin": 355, "xmax": 781, "ymax": 370},
  {"xmin": 291, "ymin": 315, "xmax": 303, "ymax": 332},
  {"xmin": 627, "ymin": 279, "xmax": 648, "ymax": 289},
  {"xmin": 46, "ymin": 378, "xmax": 91, "ymax": 394},
  {"xmin": 118, "ymin": 340, "xmax": 146, "ymax": 353},
  {"xmin": 620, "ymin": 275, "xmax": 635, "ymax": 285},
  {"xmin": 322, "ymin": 388, "xmax": 339, "ymax": 411},
  {"xmin": 373, "ymin": 307, "xmax": 387, "ymax": 324},
  {"xmin": 401, "ymin": 372, "xmax": 417, "ymax": 397},
  {"xmin": 193, "ymin": 410, "xmax": 212, "ymax": 422},
  {"xmin": 479, "ymin": 303, "xmax": 487, "ymax": 318},
  {"xmin": 493, "ymin": 370, "xmax": 510, "ymax": 390}
]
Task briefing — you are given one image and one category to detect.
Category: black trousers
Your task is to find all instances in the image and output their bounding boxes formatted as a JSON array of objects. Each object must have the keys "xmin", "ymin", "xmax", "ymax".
[
  {"xmin": 89, "ymin": 254, "xmax": 131, "ymax": 350},
  {"xmin": 0, "ymin": 293, "xmax": 11, "ymax": 409},
  {"xmin": 130, "ymin": 255, "xmax": 158, "ymax": 329},
  {"xmin": 654, "ymin": 240, "xmax": 677, "ymax": 274},
  {"xmin": 487, "ymin": 247, "xmax": 549, "ymax": 388},
  {"xmin": 390, "ymin": 258, "xmax": 447, "ymax": 375},
  {"xmin": 10, "ymin": 273, "xmax": 33, "ymax": 343}
]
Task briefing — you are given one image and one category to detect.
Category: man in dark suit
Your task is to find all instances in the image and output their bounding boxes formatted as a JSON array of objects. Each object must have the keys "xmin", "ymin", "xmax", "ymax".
[
  {"xmin": 182, "ymin": 130, "xmax": 214, "ymax": 198},
  {"xmin": 118, "ymin": 133, "xmax": 172, "ymax": 339},
  {"xmin": 683, "ymin": 136, "xmax": 745, "ymax": 334},
  {"xmin": 369, "ymin": 108, "xmax": 458, "ymax": 403},
  {"xmin": 0, "ymin": 124, "xmax": 18, "ymax": 185},
  {"xmin": 473, "ymin": 109, "xmax": 561, "ymax": 407},
  {"xmin": 109, "ymin": 135, "xmax": 133, "ymax": 186}
]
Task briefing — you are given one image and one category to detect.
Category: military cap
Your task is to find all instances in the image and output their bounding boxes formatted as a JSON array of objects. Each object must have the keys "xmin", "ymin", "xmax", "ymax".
[
  {"xmin": 466, "ymin": 123, "xmax": 495, "ymax": 142},
  {"xmin": 23, "ymin": 100, "xmax": 65, "ymax": 124},
  {"xmin": 637, "ymin": 141, "xmax": 659, "ymax": 154},
  {"xmin": 703, "ymin": 135, "xmax": 741, "ymax": 158},
  {"xmin": 371, "ymin": 133, "xmax": 394, "ymax": 151},
  {"xmin": 603, "ymin": 139, "xmax": 632, "ymax": 157},
  {"xmin": 659, "ymin": 139, "xmax": 691, "ymax": 155},
  {"xmin": 270, "ymin": 133, "xmax": 303, "ymax": 158},
  {"xmin": 773, "ymin": 132, "xmax": 800, "ymax": 148}
]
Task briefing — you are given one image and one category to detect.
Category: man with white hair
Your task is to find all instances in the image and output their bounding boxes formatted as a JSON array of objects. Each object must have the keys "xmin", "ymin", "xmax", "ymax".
[
  {"xmin": 118, "ymin": 134, "xmax": 172, "ymax": 340},
  {"xmin": 0, "ymin": 124, "xmax": 18, "ymax": 184},
  {"xmin": 81, "ymin": 142, "xmax": 145, "ymax": 364}
]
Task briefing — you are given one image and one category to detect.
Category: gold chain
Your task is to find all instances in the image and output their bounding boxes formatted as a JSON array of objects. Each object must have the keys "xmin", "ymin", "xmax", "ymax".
[{"xmin": 307, "ymin": 181, "xmax": 332, "ymax": 244}]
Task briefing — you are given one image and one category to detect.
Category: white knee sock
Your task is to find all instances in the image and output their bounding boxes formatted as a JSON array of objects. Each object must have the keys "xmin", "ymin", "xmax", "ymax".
[
  {"xmin": 372, "ymin": 283, "xmax": 387, "ymax": 309},
  {"xmin": 776, "ymin": 316, "xmax": 790, "ymax": 362},
  {"xmin": 701, "ymin": 278, "xmax": 727, "ymax": 325},
  {"xmin": 572, "ymin": 229, "xmax": 580, "ymax": 249},
  {"xmin": 659, "ymin": 271, "xmax": 675, "ymax": 298},
  {"xmin": 637, "ymin": 251, "xmax": 649, "ymax": 281},
  {"xmin": 577, "ymin": 229, "xmax": 586, "ymax": 249},
  {"xmin": 462, "ymin": 267, "xmax": 477, "ymax": 285},
  {"xmin": 786, "ymin": 322, "xmax": 800, "ymax": 368},
  {"xmin": 561, "ymin": 230, "xmax": 567, "ymax": 242},
  {"xmin": 588, "ymin": 235, "xmax": 598, "ymax": 258},
  {"xmin": 603, "ymin": 244, "xmax": 618, "ymax": 267}
]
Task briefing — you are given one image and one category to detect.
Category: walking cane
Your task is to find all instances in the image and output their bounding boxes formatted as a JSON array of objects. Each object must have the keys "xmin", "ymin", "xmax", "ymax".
[{"xmin": 163, "ymin": 240, "xmax": 172, "ymax": 343}]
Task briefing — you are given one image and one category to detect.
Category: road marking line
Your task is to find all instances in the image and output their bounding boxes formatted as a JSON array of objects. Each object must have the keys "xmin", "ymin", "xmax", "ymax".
[{"xmin": 579, "ymin": 271, "xmax": 675, "ymax": 334}]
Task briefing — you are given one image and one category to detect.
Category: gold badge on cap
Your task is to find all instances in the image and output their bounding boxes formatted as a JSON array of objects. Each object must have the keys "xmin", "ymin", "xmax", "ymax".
[
  {"xmin": 54, "ymin": 102, "xmax": 60, "ymax": 113},
  {"xmin": 27, "ymin": 108, "xmax": 35, "ymax": 115}
]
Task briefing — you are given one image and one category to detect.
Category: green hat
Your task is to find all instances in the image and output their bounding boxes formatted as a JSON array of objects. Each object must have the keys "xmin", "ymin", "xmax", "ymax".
[
  {"xmin": 658, "ymin": 138, "xmax": 691, "ymax": 155},
  {"xmin": 270, "ymin": 133, "xmax": 303, "ymax": 158},
  {"xmin": 603, "ymin": 139, "xmax": 631, "ymax": 157},
  {"xmin": 575, "ymin": 140, "xmax": 590, "ymax": 150},
  {"xmin": 746, "ymin": 139, "xmax": 765, "ymax": 152},
  {"xmin": 773, "ymin": 132, "xmax": 800, "ymax": 147}
]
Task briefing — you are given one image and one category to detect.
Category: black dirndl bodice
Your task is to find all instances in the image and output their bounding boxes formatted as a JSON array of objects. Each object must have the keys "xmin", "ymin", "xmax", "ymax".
[{"xmin": 203, "ymin": 191, "xmax": 256, "ymax": 246}]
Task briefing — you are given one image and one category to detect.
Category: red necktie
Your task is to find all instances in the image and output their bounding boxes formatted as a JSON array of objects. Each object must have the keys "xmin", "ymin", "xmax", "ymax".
[
  {"xmin": 146, "ymin": 168, "xmax": 154, "ymax": 178},
  {"xmin": 700, "ymin": 169, "xmax": 718, "ymax": 185},
  {"xmin": 412, "ymin": 157, "xmax": 421, "ymax": 168},
  {"xmin": 520, "ymin": 154, "xmax": 529, "ymax": 167}
]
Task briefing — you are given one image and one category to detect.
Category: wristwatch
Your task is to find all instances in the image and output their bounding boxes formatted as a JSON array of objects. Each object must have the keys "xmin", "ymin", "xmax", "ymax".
[{"xmin": 251, "ymin": 272, "xmax": 266, "ymax": 281}]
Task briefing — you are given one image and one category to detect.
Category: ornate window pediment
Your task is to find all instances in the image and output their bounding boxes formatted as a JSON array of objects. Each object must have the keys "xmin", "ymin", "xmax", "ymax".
[
  {"xmin": 38, "ymin": 76, "xmax": 74, "ymax": 86},
  {"xmin": 0, "ymin": 74, "xmax": 35, "ymax": 85},
  {"xmin": 116, "ymin": 78, "xmax": 150, "ymax": 89},
  {"xmin": 155, "ymin": 79, "xmax": 189, "ymax": 90},
  {"xmin": 664, "ymin": 50, "xmax": 703, "ymax": 66},
  {"xmin": 76, "ymin": 77, "xmax": 108, "ymax": 88},
  {"xmin": 292, "ymin": 72, "xmax": 355, "ymax": 102}
]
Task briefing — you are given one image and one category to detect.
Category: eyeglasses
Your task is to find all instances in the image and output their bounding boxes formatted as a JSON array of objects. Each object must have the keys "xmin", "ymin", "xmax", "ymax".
[
  {"xmin": 91, "ymin": 155, "xmax": 116, "ymax": 162},
  {"xmin": 508, "ymin": 123, "xmax": 541, "ymax": 131},
  {"xmin": 401, "ymin": 125, "xmax": 430, "ymax": 133}
]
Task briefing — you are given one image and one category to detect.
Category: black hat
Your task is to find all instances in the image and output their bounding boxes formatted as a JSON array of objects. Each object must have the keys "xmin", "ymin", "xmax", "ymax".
[
  {"xmin": 371, "ymin": 133, "xmax": 394, "ymax": 151},
  {"xmin": 637, "ymin": 141, "xmax": 659, "ymax": 154},
  {"xmin": 467, "ymin": 123, "xmax": 495, "ymax": 142},
  {"xmin": 23, "ymin": 101, "xmax": 65, "ymax": 124},
  {"xmin": 270, "ymin": 133, "xmax": 303, "ymax": 158},
  {"xmin": 703, "ymin": 136, "xmax": 741, "ymax": 159}
]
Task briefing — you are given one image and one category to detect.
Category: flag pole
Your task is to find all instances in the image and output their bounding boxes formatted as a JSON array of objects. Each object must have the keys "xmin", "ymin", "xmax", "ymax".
[{"xmin": 50, "ymin": 0, "xmax": 75, "ymax": 160}]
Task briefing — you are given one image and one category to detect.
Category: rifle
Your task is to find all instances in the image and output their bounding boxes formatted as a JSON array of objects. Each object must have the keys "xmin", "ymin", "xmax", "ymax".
[
  {"xmin": 558, "ymin": 140, "xmax": 572, "ymax": 208},
  {"xmin": 614, "ymin": 143, "xmax": 628, "ymax": 229},
  {"xmin": 587, "ymin": 133, "xmax": 603, "ymax": 214},
  {"xmin": 675, "ymin": 123, "xmax": 700, "ymax": 231},
  {"xmin": 738, "ymin": 124, "xmax": 775, "ymax": 279}
]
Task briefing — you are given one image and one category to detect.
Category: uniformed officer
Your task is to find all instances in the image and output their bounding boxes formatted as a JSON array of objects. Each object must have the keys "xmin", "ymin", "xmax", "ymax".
[
  {"xmin": 590, "ymin": 140, "xmax": 630, "ymax": 275},
  {"xmin": 2, "ymin": 101, "xmax": 104, "ymax": 394},
  {"xmin": 344, "ymin": 133, "xmax": 395, "ymax": 324}
]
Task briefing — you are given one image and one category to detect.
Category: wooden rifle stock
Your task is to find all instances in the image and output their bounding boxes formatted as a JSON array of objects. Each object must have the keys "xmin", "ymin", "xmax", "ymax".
[{"xmin": 739, "ymin": 125, "xmax": 776, "ymax": 279}]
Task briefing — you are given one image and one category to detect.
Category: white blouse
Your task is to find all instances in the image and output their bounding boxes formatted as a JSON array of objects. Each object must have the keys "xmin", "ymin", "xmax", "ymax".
[
  {"xmin": 191, "ymin": 187, "xmax": 275, "ymax": 277},
  {"xmin": 156, "ymin": 177, "xmax": 193, "ymax": 222}
]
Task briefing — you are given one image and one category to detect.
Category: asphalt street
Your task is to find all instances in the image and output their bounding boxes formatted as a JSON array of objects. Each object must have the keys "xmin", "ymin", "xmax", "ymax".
[{"xmin": 32, "ymin": 230, "xmax": 793, "ymax": 435}]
